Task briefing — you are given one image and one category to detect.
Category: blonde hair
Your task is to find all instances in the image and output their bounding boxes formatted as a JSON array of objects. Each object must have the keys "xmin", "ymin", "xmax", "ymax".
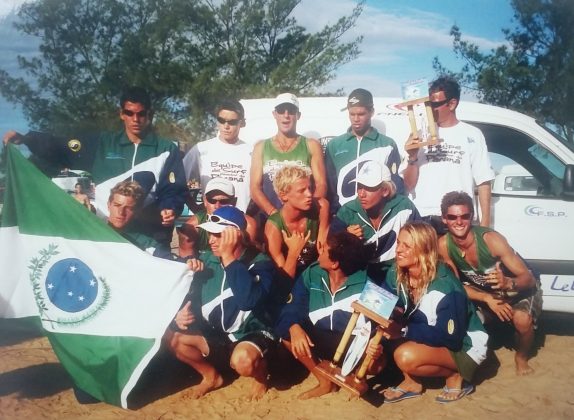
[
  {"xmin": 396, "ymin": 222, "xmax": 439, "ymax": 301},
  {"xmin": 273, "ymin": 165, "xmax": 311, "ymax": 196},
  {"xmin": 108, "ymin": 180, "xmax": 145, "ymax": 208}
]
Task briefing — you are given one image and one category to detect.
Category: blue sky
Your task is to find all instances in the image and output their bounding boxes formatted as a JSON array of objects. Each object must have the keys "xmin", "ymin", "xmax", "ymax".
[{"xmin": 0, "ymin": 0, "xmax": 516, "ymax": 134}]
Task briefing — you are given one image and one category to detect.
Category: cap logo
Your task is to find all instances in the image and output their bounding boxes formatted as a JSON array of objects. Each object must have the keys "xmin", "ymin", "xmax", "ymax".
[
  {"xmin": 169, "ymin": 172, "xmax": 175, "ymax": 183},
  {"xmin": 348, "ymin": 96, "xmax": 360, "ymax": 106}
]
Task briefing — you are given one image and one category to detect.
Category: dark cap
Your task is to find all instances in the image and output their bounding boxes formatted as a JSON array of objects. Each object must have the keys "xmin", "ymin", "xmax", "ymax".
[{"xmin": 346, "ymin": 88, "xmax": 373, "ymax": 109}]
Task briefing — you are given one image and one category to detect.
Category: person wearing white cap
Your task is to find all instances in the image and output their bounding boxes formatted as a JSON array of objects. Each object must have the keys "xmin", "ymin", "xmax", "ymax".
[
  {"xmin": 167, "ymin": 206, "xmax": 278, "ymax": 400},
  {"xmin": 250, "ymin": 93, "xmax": 326, "ymax": 219},
  {"xmin": 177, "ymin": 177, "xmax": 259, "ymax": 258},
  {"xmin": 330, "ymin": 160, "xmax": 421, "ymax": 281}
]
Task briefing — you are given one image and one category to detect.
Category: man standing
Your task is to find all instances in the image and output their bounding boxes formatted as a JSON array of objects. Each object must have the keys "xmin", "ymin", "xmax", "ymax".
[
  {"xmin": 2, "ymin": 86, "xmax": 187, "ymax": 246},
  {"xmin": 438, "ymin": 191, "xmax": 542, "ymax": 376},
  {"xmin": 325, "ymin": 88, "xmax": 405, "ymax": 212},
  {"xmin": 331, "ymin": 161, "xmax": 420, "ymax": 281},
  {"xmin": 250, "ymin": 93, "xmax": 326, "ymax": 217},
  {"xmin": 403, "ymin": 77, "xmax": 494, "ymax": 232},
  {"xmin": 183, "ymin": 100, "xmax": 253, "ymax": 212}
]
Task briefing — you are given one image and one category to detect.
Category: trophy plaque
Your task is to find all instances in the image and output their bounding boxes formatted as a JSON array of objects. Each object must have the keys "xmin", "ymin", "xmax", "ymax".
[
  {"xmin": 397, "ymin": 96, "xmax": 442, "ymax": 151},
  {"xmin": 315, "ymin": 282, "xmax": 399, "ymax": 397}
]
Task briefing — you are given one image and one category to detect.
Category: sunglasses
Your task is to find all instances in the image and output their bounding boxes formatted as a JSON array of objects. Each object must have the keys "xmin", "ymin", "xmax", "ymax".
[
  {"xmin": 208, "ymin": 213, "xmax": 240, "ymax": 229},
  {"xmin": 275, "ymin": 104, "xmax": 298, "ymax": 115},
  {"xmin": 445, "ymin": 213, "xmax": 472, "ymax": 221},
  {"xmin": 206, "ymin": 196, "xmax": 234, "ymax": 205},
  {"xmin": 122, "ymin": 109, "xmax": 148, "ymax": 118},
  {"xmin": 429, "ymin": 99, "xmax": 450, "ymax": 109},
  {"xmin": 216, "ymin": 116, "xmax": 241, "ymax": 126}
]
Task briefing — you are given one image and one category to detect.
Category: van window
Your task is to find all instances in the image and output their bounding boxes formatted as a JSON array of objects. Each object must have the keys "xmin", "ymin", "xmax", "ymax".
[{"xmin": 469, "ymin": 122, "xmax": 564, "ymax": 198}]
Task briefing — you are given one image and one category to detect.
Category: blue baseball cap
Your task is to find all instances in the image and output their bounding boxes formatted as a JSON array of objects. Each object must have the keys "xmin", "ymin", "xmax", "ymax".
[{"xmin": 197, "ymin": 206, "xmax": 247, "ymax": 233}]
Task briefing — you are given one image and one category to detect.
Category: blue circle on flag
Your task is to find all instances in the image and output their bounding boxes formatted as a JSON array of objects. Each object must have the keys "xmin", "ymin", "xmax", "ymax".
[{"xmin": 45, "ymin": 258, "xmax": 99, "ymax": 313}]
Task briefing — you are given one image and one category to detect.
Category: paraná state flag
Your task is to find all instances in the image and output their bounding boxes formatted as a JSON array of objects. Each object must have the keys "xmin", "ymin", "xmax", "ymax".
[{"xmin": 0, "ymin": 144, "xmax": 192, "ymax": 408}]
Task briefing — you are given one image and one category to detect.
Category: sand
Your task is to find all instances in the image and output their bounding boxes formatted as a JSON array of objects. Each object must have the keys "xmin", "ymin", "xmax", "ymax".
[{"xmin": 1, "ymin": 313, "xmax": 574, "ymax": 420}]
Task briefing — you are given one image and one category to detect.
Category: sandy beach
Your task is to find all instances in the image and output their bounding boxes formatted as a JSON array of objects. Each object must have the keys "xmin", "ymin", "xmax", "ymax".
[{"xmin": 1, "ymin": 313, "xmax": 574, "ymax": 419}]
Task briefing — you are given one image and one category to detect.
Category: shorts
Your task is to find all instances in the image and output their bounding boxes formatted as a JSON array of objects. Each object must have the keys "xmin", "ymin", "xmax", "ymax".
[
  {"xmin": 449, "ymin": 349, "xmax": 479, "ymax": 382},
  {"xmin": 304, "ymin": 325, "xmax": 349, "ymax": 361},
  {"xmin": 477, "ymin": 286, "xmax": 543, "ymax": 327},
  {"xmin": 203, "ymin": 329, "xmax": 276, "ymax": 369}
]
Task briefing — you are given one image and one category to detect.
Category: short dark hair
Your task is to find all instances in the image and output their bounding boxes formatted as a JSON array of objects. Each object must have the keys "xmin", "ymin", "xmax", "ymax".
[
  {"xmin": 215, "ymin": 99, "xmax": 245, "ymax": 120},
  {"xmin": 429, "ymin": 76, "xmax": 461, "ymax": 102},
  {"xmin": 327, "ymin": 231, "xmax": 369, "ymax": 276},
  {"xmin": 120, "ymin": 86, "xmax": 152, "ymax": 110},
  {"xmin": 440, "ymin": 191, "xmax": 474, "ymax": 217}
]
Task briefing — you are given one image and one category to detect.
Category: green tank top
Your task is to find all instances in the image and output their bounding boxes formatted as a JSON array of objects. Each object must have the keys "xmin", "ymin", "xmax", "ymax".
[
  {"xmin": 261, "ymin": 136, "xmax": 311, "ymax": 209},
  {"xmin": 267, "ymin": 206, "xmax": 319, "ymax": 271},
  {"xmin": 446, "ymin": 226, "xmax": 498, "ymax": 291}
]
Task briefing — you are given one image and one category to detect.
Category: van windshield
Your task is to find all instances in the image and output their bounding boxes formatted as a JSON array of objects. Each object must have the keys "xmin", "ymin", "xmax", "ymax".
[{"xmin": 537, "ymin": 120, "xmax": 574, "ymax": 153}]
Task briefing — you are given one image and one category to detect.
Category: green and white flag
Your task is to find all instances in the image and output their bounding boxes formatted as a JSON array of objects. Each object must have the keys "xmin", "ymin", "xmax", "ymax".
[{"xmin": 0, "ymin": 145, "xmax": 192, "ymax": 408}]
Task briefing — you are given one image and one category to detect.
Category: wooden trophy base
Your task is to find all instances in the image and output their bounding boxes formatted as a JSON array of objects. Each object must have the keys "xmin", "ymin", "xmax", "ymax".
[
  {"xmin": 404, "ymin": 138, "xmax": 443, "ymax": 151},
  {"xmin": 315, "ymin": 360, "xmax": 369, "ymax": 396}
]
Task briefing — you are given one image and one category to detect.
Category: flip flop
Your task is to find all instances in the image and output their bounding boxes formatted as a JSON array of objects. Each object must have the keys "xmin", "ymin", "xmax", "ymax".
[
  {"xmin": 435, "ymin": 382, "xmax": 475, "ymax": 404},
  {"xmin": 384, "ymin": 386, "xmax": 423, "ymax": 403}
]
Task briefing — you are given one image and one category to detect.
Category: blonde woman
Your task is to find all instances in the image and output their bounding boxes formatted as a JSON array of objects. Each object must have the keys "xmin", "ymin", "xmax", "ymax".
[
  {"xmin": 265, "ymin": 165, "xmax": 329, "ymax": 281},
  {"xmin": 381, "ymin": 222, "xmax": 488, "ymax": 404}
]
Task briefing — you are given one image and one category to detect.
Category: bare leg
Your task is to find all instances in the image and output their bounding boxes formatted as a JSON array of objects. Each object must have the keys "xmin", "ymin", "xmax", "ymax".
[
  {"xmin": 513, "ymin": 309, "xmax": 535, "ymax": 376},
  {"xmin": 282, "ymin": 340, "xmax": 337, "ymax": 399},
  {"xmin": 230, "ymin": 342, "xmax": 269, "ymax": 400},
  {"xmin": 165, "ymin": 331, "xmax": 223, "ymax": 398}
]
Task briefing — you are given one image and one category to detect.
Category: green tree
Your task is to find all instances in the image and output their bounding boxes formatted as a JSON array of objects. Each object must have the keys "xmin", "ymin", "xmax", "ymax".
[
  {"xmin": 433, "ymin": 0, "xmax": 574, "ymax": 142},
  {"xmin": 0, "ymin": 0, "xmax": 363, "ymax": 144}
]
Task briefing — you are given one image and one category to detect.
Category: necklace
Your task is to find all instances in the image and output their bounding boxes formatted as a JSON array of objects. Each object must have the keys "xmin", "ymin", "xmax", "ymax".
[{"xmin": 274, "ymin": 136, "xmax": 297, "ymax": 153}]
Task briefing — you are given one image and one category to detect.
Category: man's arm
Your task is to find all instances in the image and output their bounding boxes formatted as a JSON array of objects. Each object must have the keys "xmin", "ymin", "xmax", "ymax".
[
  {"xmin": 477, "ymin": 181, "xmax": 492, "ymax": 227},
  {"xmin": 156, "ymin": 144, "xmax": 188, "ymax": 219},
  {"xmin": 401, "ymin": 135, "xmax": 421, "ymax": 193},
  {"xmin": 484, "ymin": 231, "xmax": 536, "ymax": 291},
  {"xmin": 306, "ymin": 138, "xmax": 327, "ymax": 198},
  {"xmin": 182, "ymin": 144, "xmax": 201, "ymax": 182},
  {"xmin": 250, "ymin": 140, "xmax": 277, "ymax": 216}
]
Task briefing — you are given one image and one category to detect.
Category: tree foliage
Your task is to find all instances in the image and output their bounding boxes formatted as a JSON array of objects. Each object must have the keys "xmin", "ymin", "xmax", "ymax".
[
  {"xmin": 433, "ymin": 0, "xmax": 574, "ymax": 141},
  {"xmin": 0, "ymin": 0, "xmax": 364, "ymax": 143}
]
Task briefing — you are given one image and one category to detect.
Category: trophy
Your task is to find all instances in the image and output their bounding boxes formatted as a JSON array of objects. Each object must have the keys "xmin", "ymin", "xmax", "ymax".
[
  {"xmin": 315, "ymin": 282, "xmax": 398, "ymax": 397},
  {"xmin": 398, "ymin": 79, "xmax": 442, "ymax": 150}
]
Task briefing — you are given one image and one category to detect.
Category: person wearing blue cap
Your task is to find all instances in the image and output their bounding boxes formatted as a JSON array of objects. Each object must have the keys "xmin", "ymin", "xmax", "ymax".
[{"xmin": 166, "ymin": 206, "xmax": 278, "ymax": 400}]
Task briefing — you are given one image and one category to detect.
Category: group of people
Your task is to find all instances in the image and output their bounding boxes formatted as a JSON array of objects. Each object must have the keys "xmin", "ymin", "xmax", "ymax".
[{"xmin": 2, "ymin": 76, "xmax": 542, "ymax": 405}]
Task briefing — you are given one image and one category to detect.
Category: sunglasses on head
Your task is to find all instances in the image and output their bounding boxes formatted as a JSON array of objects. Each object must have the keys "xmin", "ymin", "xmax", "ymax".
[
  {"xmin": 122, "ymin": 109, "xmax": 148, "ymax": 118},
  {"xmin": 206, "ymin": 196, "xmax": 234, "ymax": 205},
  {"xmin": 429, "ymin": 99, "xmax": 450, "ymax": 109},
  {"xmin": 445, "ymin": 213, "xmax": 472, "ymax": 221},
  {"xmin": 275, "ymin": 104, "xmax": 298, "ymax": 115},
  {"xmin": 208, "ymin": 214, "xmax": 240, "ymax": 229},
  {"xmin": 216, "ymin": 116, "xmax": 241, "ymax": 126}
]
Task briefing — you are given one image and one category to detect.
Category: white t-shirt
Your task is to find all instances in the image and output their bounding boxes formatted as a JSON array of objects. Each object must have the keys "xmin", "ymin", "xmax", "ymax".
[
  {"xmin": 408, "ymin": 121, "xmax": 494, "ymax": 217},
  {"xmin": 183, "ymin": 136, "xmax": 253, "ymax": 211}
]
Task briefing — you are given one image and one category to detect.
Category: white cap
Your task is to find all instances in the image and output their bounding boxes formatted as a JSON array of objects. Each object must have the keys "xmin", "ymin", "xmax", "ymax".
[
  {"xmin": 274, "ymin": 93, "xmax": 299, "ymax": 109},
  {"xmin": 356, "ymin": 161, "xmax": 391, "ymax": 187},
  {"xmin": 204, "ymin": 177, "xmax": 235, "ymax": 196}
]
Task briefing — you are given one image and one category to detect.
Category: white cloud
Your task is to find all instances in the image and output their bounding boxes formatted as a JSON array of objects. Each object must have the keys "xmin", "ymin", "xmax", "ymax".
[{"xmin": 0, "ymin": 0, "xmax": 27, "ymax": 17}]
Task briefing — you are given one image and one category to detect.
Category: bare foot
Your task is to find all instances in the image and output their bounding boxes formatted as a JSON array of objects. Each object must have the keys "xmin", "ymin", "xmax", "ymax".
[
  {"xmin": 248, "ymin": 378, "xmax": 268, "ymax": 401},
  {"xmin": 515, "ymin": 354, "xmax": 535, "ymax": 376},
  {"xmin": 382, "ymin": 381, "xmax": 423, "ymax": 400},
  {"xmin": 188, "ymin": 374, "xmax": 224, "ymax": 399},
  {"xmin": 298, "ymin": 382, "xmax": 337, "ymax": 400}
]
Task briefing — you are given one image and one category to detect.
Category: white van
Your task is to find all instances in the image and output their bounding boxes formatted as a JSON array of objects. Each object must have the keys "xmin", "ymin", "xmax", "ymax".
[{"xmin": 239, "ymin": 97, "xmax": 574, "ymax": 313}]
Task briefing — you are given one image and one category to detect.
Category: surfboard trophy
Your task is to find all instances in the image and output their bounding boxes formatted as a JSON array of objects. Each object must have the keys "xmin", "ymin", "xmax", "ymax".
[
  {"xmin": 397, "ymin": 79, "xmax": 442, "ymax": 151},
  {"xmin": 315, "ymin": 281, "xmax": 399, "ymax": 397}
]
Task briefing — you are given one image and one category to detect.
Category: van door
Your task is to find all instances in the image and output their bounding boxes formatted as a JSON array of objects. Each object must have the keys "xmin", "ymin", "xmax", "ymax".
[{"xmin": 470, "ymin": 122, "xmax": 574, "ymax": 313}]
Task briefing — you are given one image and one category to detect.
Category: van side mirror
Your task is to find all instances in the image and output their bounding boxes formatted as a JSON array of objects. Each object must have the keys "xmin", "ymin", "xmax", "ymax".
[{"xmin": 563, "ymin": 164, "xmax": 574, "ymax": 201}]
